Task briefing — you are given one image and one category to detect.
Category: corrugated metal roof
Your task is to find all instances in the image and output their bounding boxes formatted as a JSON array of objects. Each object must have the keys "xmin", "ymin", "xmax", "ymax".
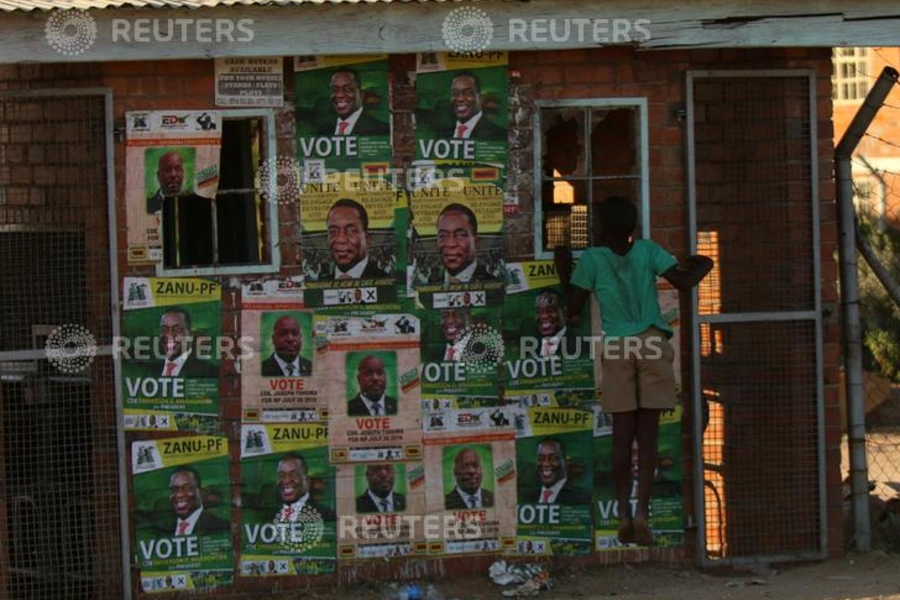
[{"xmin": 0, "ymin": 0, "xmax": 439, "ymax": 11}]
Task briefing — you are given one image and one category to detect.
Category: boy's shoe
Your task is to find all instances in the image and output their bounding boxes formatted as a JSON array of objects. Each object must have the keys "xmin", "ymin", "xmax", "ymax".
[
  {"xmin": 617, "ymin": 519, "xmax": 634, "ymax": 544},
  {"xmin": 633, "ymin": 517, "xmax": 653, "ymax": 547}
]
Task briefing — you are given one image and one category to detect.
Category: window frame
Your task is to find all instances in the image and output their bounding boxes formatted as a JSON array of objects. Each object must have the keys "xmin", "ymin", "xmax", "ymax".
[
  {"xmin": 831, "ymin": 47, "xmax": 870, "ymax": 104},
  {"xmin": 532, "ymin": 98, "xmax": 650, "ymax": 260},
  {"xmin": 156, "ymin": 108, "xmax": 281, "ymax": 277}
]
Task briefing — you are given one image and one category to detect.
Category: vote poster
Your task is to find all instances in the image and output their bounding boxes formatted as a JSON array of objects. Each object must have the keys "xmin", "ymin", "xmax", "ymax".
[
  {"xmin": 422, "ymin": 407, "xmax": 517, "ymax": 556},
  {"xmin": 419, "ymin": 306, "xmax": 502, "ymax": 409},
  {"xmin": 414, "ymin": 53, "xmax": 508, "ymax": 166},
  {"xmin": 335, "ymin": 462, "xmax": 427, "ymax": 559},
  {"xmin": 240, "ymin": 281, "xmax": 325, "ymax": 423},
  {"xmin": 319, "ymin": 314, "xmax": 422, "ymax": 463},
  {"xmin": 512, "ymin": 407, "xmax": 594, "ymax": 556},
  {"xmin": 121, "ymin": 278, "xmax": 221, "ymax": 434},
  {"xmin": 295, "ymin": 56, "xmax": 399, "ymax": 309},
  {"xmin": 131, "ymin": 436, "xmax": 232, "ymax": 593},
  {"xmin": 124, "ymin": 110, "xmax": 221, "ymax": 264},
  {"xmin": 239, "ymin": 423, "xmax": 337, "ymax": 575},
  {"xmin": 593, "ymin": 404, "xmax": 685, "ymax": 551},
  {"xmin": 503, "ymin": 261, "xmax": 596, "ymax": 408},
  {"xmin": 411, "ymin": 53, "xmax": 508, "ymax": 308},
  {"xmin": 295, "ymin": 55, "xmax": 391, "ymax": 170}
]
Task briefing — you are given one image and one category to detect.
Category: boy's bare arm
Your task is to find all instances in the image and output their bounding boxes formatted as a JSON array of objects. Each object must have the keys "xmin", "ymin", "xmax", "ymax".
[
  {"xmin": 554, "ymin": 247, "xmax": 590, "ymax": 325},
  {"xmin": 661, "ymin": 255, "xmax": 714, "ymax": 290}
]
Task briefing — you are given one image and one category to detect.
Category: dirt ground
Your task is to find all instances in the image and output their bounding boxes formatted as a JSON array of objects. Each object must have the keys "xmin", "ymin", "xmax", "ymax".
[{"xmin": 312, "ymin": 551, "xmax": 900, "ymax": 600}]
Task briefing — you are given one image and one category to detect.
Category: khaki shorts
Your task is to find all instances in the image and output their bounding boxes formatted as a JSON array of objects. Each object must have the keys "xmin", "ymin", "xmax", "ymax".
[{"xmin": 600, "ymin": 326, "xmax": 677, "ymax": 413}]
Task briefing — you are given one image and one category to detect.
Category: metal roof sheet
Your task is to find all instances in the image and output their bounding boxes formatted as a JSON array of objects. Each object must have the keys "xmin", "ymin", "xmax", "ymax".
[{"xmin": 0, "ymin": 0, "xmax": 437, "ymax": 11}]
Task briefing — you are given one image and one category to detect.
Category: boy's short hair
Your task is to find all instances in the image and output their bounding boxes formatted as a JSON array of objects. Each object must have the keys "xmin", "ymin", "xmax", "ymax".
[{"xmin": 599, "ymin": 196, "xmax": 638, "ymax": 236}]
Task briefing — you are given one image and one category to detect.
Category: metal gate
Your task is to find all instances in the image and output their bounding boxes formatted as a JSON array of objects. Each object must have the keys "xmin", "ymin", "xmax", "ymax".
[
  {"xmin": 686, "ymin": 71, "xmax": 826, "ymax": 565},
  {"xmin": 0, "ymin": 89, "xmax": 124, "ymax": 599}
]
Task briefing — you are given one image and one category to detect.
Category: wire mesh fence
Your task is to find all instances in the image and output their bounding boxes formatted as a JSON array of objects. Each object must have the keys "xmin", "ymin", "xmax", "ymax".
[
  {"xmin": 0, "ymin": 91, "xmax": 122, "ymax": 599},
  {"xmin": 838, "ymin": 47, "xmax": 900, "ymax": 552}
]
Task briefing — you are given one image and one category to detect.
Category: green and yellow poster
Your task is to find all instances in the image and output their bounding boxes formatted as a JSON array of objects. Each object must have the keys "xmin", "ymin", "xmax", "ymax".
[
  {"xmin": 419, "ymin": 306, "xmax": 502, "ymax": 408},
  {"xmin": 122, "ymin": 277, "xmax": 221, "ymax": 433},
  {"xmin": 295, "ymin": 56, "xmax": 399, "ymax": 309},
  {"xmin": 503, "ymin": 261, "xmax": 596, "ymax": 407},
  {"xmin": 240, "ymin": 423, "xmax": 337, "ymax": 575},
  {"xmin": 411, "ymin": 53, "xmax": 508, "ymax": 308},
  {"xmin": 131, "ymin": 436, "xmax": 232, "ymax": 592},
  {"xmin": 513, "ymin": 407, "xmax": 594, "ymax": 555},
  {"xmin": 593, "ymin": 405, "xmax": 684, "ymax": 551}
]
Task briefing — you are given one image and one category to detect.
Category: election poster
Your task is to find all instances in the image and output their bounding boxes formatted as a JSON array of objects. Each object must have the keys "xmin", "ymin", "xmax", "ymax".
[
  {"xmin": 298, "ymin": 172, "xmax": 401, "ymax": 308},
  {"xmin": 124, "ymin": 110, "xmax": 221, "ymax": 264},
  {"xmin": 240, "ymin": 280, "xmax": 325, "ymax": 423},
  {"xmin": 295, "ymin": 55, "xmax": 399, "ymax": 309},
  {"xmin": 422, "ymin": 407, "xmax": 517, "ymax": 556},
  {"xmin": 503, "ymin": 261, "xmax": 596, "ymax": 408},
  {"xmin": 419, "ymin": 306, "xmax": 502, "ymax": 408},
  {"xmin": 318, "ymin": 314, "xmax": 422, "ymax": 463},
  {"xmin": 335, "ymin": 461, "xmax": 427, "ymax": 560},
  {"xmin": 295, "ymin": 55, "xmax": 391, "ymax": 171},
  {"xmin": 512, "ymin": 407, "xmax": 594, "ymax": 556},
  {"xmin": 411, "ymin": 53, "xmax": 508, "ymax": 308},
  {"xmin": 131, "ymin": 436, "xmax": 232, "ymax": 593},
  {"xmin": 240, "ymin": 422, "xmax": 337, "ymax": 575},
  {"xmin": 593, "ymin": 404, "xmax": 685, "ymax": 551},
  {"xmin": 414, "ymin": 53, "xmax": 508, "ymax": 166},
  {"xmin": 121, "ymin": 278, "xmax": 221, "ymax": 434}
]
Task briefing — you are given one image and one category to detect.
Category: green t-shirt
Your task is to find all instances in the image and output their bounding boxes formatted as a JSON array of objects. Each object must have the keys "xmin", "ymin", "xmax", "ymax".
[{"xmin": 570, "ymin": 240, "xmax": 677, "ymax": 338}]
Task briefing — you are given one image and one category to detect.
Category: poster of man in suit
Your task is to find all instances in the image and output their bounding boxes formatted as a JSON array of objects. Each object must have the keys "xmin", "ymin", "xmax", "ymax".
[
  {"xmin": 321, "ymin": 314, "xmax": 422, "ymax": 464},
  {"xmin": 239, "ymin": 423, "xmax": 337, "ymax": 576},
  {"xmin": 423, "ymin": 406, "xmax": 517, "ymax": 556},
  {"xmin": 501, "ymin": 260, "xmax": 597, "ymax": 408},
  {"xmin": 239, "ymin": 296, "xmax": 324, "ymax": 424},
  {"xmin": 334, "ymin": 462, "xmax": 427, "ymax": 559},
  {"xmin": 131, "ymin": 436, "xmax": 233, "ymax": 592},
  {"xmin": 121, "ymin": 277, "xmax": 221, "ymax": 434},
  {"xmin": 513, "ymin": 407, "xmax": 594, "ymax": 556}
]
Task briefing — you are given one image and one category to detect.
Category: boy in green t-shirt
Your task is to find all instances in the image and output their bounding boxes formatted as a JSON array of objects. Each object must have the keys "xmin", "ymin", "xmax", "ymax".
[{"xmin": 556, "ymin": 196, "xmax": 713, "ymax": 547}]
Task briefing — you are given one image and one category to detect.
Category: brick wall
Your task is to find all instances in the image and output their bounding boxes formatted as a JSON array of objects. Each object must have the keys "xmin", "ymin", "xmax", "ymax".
[{"xmin": 0, "ymin": 44, "xmax": 842, "ymax": 597}]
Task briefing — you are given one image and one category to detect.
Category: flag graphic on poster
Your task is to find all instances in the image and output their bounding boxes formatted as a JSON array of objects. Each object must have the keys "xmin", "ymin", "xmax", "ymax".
[
  {"xmin": 131, "ymin": 436, "xmax": 232, "ymax": 592},
  {"xmin": 240, "ymin": 423, "xmax": 337, "ymax": 575},
  {"xmin": 121, "ymin": 278, "xmax": 221, "ymax": 434},
  {"xmin": 125, "ymin": 111, "xmax": 221, "ymax": 263}
]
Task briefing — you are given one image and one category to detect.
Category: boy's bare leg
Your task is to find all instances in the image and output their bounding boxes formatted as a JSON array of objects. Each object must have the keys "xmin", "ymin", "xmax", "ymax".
[
  {"xmin": 633, "ymin": 408, "xmax": 662, "ymax": 545},
  {"xmin": 612, "ymin": 411, "xmax": 637, "ymax": 542}
]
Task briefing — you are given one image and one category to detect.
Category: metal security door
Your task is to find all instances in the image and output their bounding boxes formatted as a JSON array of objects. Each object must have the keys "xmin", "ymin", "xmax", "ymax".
[
  {"xmin": 686, "ymin": 71, "xmax": 826, "ymax": 565},
  {"xmin": 0, "ymin": 89, "xmax": 124, "ymax": 599}
]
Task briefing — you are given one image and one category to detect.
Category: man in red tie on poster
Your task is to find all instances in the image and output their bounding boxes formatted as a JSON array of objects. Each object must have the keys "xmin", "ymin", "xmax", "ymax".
[
  {"xmin": 150, "ymin": 308, "xmax": 218, "ymax": 378},
  {"xmin": 168, "ymin": 467, "xmax": 229, "ymax": 536},
  {"xmin": 323, "ymin": 68, "xmax": 389, "ymax": 137},
  {"xmin": 530, "ymin": 438, "xmax": 590, "ymax": 505},
  {"xmin": 447, "ymin": 71, "xmax": 506, "ymax": 141}
]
